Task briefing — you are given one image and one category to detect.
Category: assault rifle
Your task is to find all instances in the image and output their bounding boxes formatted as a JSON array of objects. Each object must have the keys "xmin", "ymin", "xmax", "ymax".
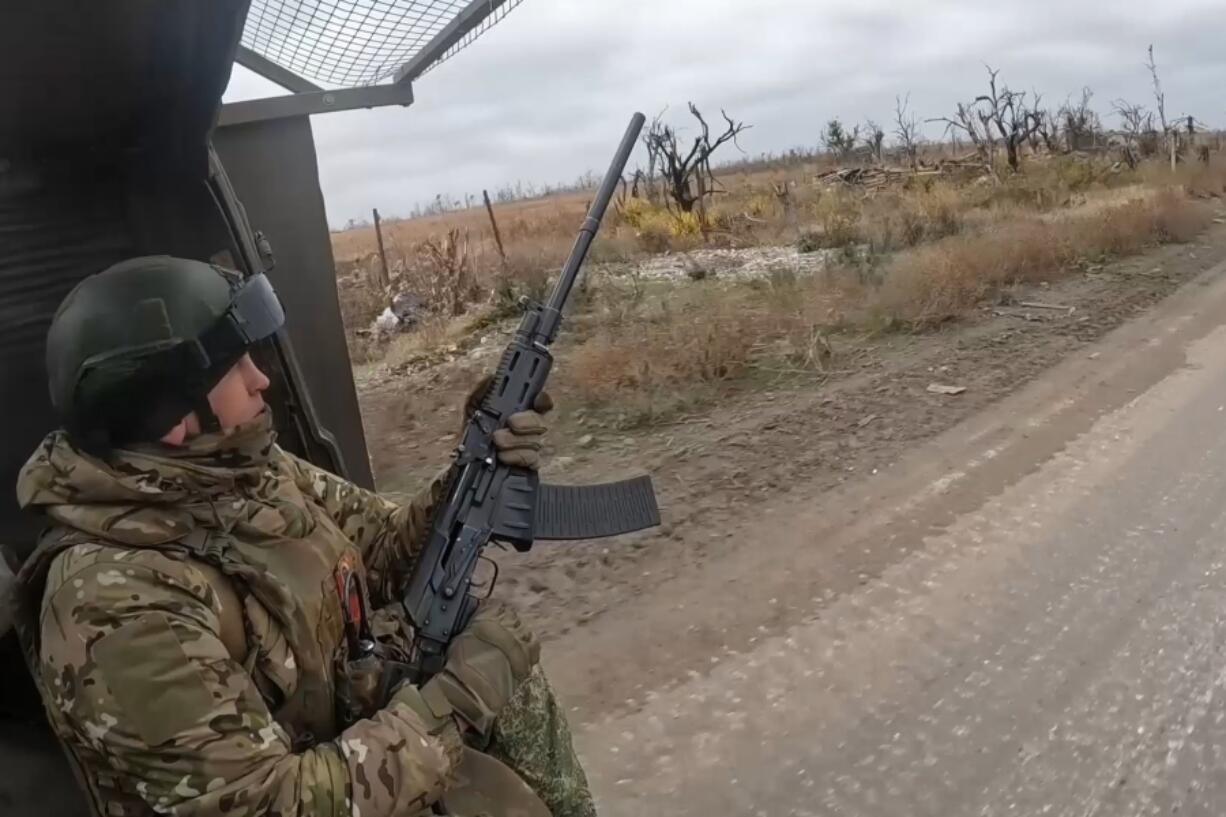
[{"xmin": 401, "ymin": 113, "xmax": 660, "ymax": 679}]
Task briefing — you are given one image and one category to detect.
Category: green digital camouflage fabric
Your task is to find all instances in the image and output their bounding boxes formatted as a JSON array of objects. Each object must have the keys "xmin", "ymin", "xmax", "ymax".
[
  {"xmin": 14, "ymin": 412, "xmax": 594, "ymax": 817},
  {"xmin": 488, "ymin": 668, "xmax": 597, "ymax": 817}
]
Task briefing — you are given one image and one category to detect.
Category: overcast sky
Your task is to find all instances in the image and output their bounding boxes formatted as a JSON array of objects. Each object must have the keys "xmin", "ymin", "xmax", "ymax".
[{"xmin": 223, "ymin": 0, "xmax": 1226, "ymax": 228}]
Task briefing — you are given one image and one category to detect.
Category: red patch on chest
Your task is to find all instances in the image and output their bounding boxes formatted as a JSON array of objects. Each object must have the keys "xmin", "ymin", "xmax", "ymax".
[{"xmin": 333, "ymin": 550, "xmax": 370, "ymax": 651}]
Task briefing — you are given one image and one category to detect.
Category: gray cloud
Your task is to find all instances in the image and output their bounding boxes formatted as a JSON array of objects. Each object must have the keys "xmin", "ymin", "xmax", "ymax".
[{"xmin": 223, "ymin": 0, "xmax": 1226, "ymax": 227}]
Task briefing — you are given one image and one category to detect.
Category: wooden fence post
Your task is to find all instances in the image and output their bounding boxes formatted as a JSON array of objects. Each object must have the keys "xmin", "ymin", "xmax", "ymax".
[
  {"xmin": 372, "ymin": 207, "xmax": 390, "ymax": 289},
  {"xmin": 482, "ymin": 190, "xmax": 506, "ymax": 265}
]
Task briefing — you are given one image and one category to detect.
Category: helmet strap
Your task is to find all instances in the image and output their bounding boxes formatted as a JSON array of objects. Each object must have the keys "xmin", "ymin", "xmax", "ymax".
[{"xmin": 194, "ymin": 394, "xmax": 222, "ymax": 434}]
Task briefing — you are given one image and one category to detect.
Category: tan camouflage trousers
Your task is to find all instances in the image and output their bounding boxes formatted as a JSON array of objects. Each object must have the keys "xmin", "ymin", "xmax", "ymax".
[{"xmin": 484, "ymin": 667, "xmax": 596, "ymax": 817}]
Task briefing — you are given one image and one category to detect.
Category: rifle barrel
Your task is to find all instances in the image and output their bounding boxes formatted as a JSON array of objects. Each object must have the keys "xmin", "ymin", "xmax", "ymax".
[{"xmin": 540, "ymin": 112, "xmax": 646, "ymax": 341}]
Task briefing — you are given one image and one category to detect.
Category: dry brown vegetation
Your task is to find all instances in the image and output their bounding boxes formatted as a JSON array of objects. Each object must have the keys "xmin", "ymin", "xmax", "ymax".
[
  {"xmin": 334, "ymin": 138, "xmax": 1226, "ymax": 427},
  {"xmin": 547, "ymin": 168, "xmax": 1221, "ymax": 424},
  {"xmin": 873, "ymin": 188, "xmax": 1213, "ymax": 325}
]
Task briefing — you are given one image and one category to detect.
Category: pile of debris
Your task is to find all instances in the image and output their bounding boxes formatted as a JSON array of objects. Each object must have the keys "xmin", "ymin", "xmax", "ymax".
[
  {"xmin": 372, "ymin": 291, "xmax": 427, "ymax": 335},
  {"xmin": 815, "ymin": 155, "xmax": 988, "ymax": 190}
]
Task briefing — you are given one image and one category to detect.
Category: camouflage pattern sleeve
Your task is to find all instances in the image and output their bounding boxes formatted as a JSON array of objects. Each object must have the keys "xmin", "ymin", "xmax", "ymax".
[
  {"xmin": 279, "ymin": 450, "xmax": 447, "ymax": 607},
  {"xmin": 38, "ymin": 546, "xmax": 457, "ymax": 817}
]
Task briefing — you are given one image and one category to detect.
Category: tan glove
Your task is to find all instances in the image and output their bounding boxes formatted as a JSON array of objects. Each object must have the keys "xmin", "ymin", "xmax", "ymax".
[
  {"xmin": 389, "ymin": 675, "xmax": 466, "ymax": 765},
  {"xmin": 462, "ymin": 375, "xmax": 554, "ymax": 470},
  {"xmin": 431, "ymin": 599, "xmax": 541, "ymax": 745}
]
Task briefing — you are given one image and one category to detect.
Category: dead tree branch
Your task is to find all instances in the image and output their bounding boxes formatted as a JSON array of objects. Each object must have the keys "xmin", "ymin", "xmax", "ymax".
[
  {"xmin": 1146, "ymin": 44, "xmax": 1169, "ymax": 136},
  {"xmin": 639, "ymin": 108, "xmax": 668, "ymax": 204},
  {"xmin": 1034, "ymin": 107, "xmax": 1061, "ymax": 153},
  {"xmin": 1111, "ymin": 99, "xmax": 1154, "ymax": 168},
  {"xmin": 928, "ymin": 100, "xmax": 995, "ymax": 170},
  {"xmin": 862, "ymin": 119, "xmax": 886, "ymax": 164},
  {"xmin": 643, "ymin": 102, "xmax": 750, "ymax": 216},
  {"xmin": 894, "ymin": 93, "xmax": 922, "ymax": 169},
  {"xmin": 975, "ymin": 66, "xmax": 1044, "ymax": 171},
  {"xmin": 1059, "ymin": 87, "xmax": 1101, "ymax": 151}
]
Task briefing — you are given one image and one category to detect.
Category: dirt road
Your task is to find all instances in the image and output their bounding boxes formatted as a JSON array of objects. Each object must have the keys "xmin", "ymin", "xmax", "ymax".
[{"xmin": 560, "ymin": 257, "xmax": 1226, "ymax": 814}]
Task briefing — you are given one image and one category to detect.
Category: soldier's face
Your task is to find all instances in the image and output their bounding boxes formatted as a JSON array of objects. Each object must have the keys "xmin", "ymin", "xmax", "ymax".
[{"xmin": 160, "ymin": 353, "xmax": 270, "ymax": 445}]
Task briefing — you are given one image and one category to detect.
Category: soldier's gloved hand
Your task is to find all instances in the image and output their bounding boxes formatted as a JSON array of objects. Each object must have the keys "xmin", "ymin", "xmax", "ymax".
[
  {"xmin": 389, "ymin": 676, "xmax": 465, "ymax": 766},
  {"xmin": 462, "ymin": 375, "xmax": 554, "ymax": 470},
  {"xmin": 432, "ymin": 599, "xmax": 541, "ymax": 745}
]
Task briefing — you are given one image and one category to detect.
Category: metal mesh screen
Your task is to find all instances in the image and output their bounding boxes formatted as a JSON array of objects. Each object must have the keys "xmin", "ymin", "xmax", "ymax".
[
  {"xmin": 426, "ymin": 0, "xmax": 519, "ymax": 71},
  {"xmin": 241, "ymin": 0, "xmax": 522, "ymax": 88}
]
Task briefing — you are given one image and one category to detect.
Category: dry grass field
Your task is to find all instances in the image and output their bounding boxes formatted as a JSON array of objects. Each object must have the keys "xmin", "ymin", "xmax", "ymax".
[{"xmin": 332, "ymin": 144, "xmax": 1226, "ymax": 425}]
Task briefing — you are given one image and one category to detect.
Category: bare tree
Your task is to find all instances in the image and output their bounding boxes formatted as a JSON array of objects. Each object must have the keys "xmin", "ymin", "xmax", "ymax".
[
  {"xmin": 894, "ymin": 93, "xmax": 922, "ymax": 169},
  {"xmin": 931, "ymin": 101, "xmax": 990, "ymax": 161},
  {"xmin": 1059, "ymin": 87, "xmax": 1101, "ymax": 151},
  {"xmin": 629, "ymin": 167, "xmax": 648, "ymax": 200},
  {"xmin": 1145, "ymin": 43, "xmax": 1182, "ymax": 167},
  {"xmin": 638, "ymin": 109, "xmax": 668, "ymax": 204},
  {"xmin": 975, "ymin": 66, "xmax": 1044, "ymax": 172},
  {"xmin": 929, "ymin": 100, "xmax": 995, "ymax": 168},
  {"xmin": 1033, "ymin": 107, "xmax": 1061, "ymax": 153},
  {"xmin": 643, "ymin": 102, "xmax": 749, "ymax": 215},
  {"xmin": 1112, "ymin": 99, "xmax": 1154, "ymax": 168},
  {"xmin": 1145, "ymin": 44, "xmax": 1170, "ymax": 137},
  {"xmin": 862, "ymin": 119, "xmax": 886, "ymax": 164},
  {"xmin": 1020, "ymin": 92, "xmax": 1057, "ymax": 153},
  {"xmin": 931, "ymin": 67, "xmax": 1046, "ymax": 172}
]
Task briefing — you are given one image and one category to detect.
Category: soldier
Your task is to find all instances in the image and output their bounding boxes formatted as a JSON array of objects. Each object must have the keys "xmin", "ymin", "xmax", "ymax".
[{"xmin": 11, "ymin": 255, "xmax": 595, "ymax": 817}]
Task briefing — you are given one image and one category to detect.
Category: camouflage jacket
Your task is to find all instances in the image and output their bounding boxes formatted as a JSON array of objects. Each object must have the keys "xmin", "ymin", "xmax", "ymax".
[{"xmin": 13, "ymin": 413, "xmax": 460, "ymax": 817}]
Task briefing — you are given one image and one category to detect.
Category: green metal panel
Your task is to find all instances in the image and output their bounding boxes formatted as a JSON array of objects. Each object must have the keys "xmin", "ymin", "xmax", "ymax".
[{"xmin": 214, "ymin": 117, "xmax": 376, "ymax": 489}]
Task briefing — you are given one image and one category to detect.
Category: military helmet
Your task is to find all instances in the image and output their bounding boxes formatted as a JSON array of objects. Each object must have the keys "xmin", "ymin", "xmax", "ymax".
[{"xmin": 45, "ymin": 255, "xmax": 285, "ymax": 452}]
